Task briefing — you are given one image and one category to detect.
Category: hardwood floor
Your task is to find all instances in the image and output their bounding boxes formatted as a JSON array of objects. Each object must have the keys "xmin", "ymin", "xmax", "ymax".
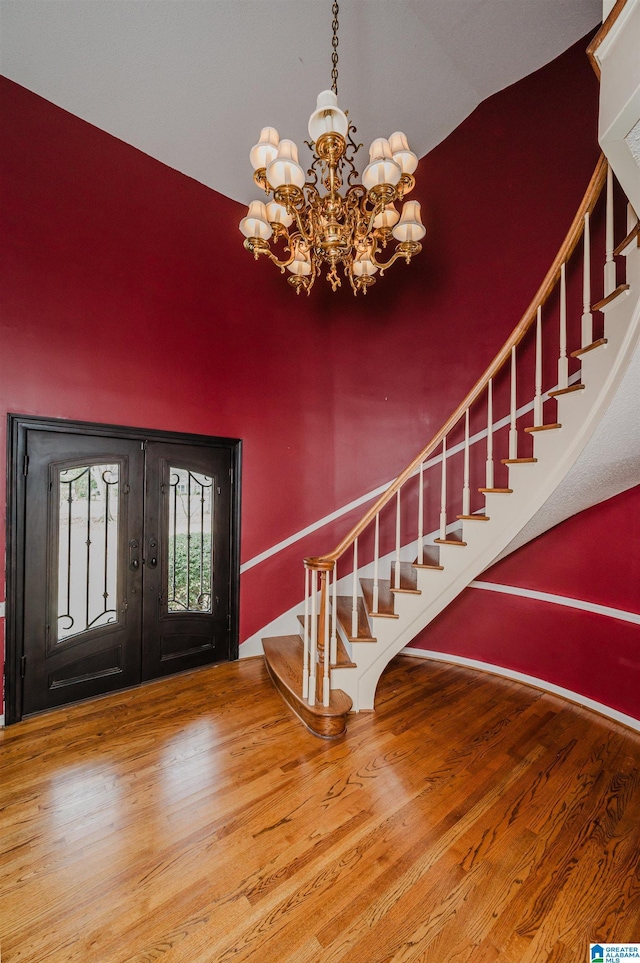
[{"xmin": 1, "ymin": 654, "xmax": 639, "ymax": 962}]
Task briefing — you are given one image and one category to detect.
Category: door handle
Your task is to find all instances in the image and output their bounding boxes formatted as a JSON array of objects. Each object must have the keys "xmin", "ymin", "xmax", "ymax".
[
  {"xmin": 148, "ymin": 536, "xmax": 158, "ymax": 568},
  {"xmin": 129, "ymin": 539, "xmax": 140, "ymax": 570}
]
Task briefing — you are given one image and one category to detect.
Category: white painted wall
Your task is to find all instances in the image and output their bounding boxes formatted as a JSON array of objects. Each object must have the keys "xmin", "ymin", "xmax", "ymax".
[{"xmin": 596, "ymin": 0, "xmax": 640, "ymax": 214}]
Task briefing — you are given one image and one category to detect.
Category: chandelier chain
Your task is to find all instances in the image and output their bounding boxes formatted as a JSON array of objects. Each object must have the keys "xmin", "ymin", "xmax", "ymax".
[{"xmin": 331, "ymin": 2, "xmax": 339, "ymax": 95}]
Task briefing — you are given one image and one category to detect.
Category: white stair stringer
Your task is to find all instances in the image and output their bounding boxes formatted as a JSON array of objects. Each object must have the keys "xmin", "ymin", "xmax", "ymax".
[{"xmin": 331, "ymin": 242, "xmax": 640, "ymax": 712}]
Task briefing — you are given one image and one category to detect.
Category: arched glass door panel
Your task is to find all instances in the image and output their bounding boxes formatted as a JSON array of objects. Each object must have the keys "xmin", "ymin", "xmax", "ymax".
[
  {"xmin": 167, "ymin": 469, "xmax": 213, "ymax": 614},
  {"xmin": 57, "ymin": 463, "xmax": 121, "ymax": 642}
]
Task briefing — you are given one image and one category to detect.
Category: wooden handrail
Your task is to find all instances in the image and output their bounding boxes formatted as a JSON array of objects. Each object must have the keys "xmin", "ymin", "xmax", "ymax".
[
  {"xmin": 587, "ymin": 0, "xmax": 630, "ymax": 79},
  {"xmin": 305, "ymin": 154, "xmax": 608, "ymax": 571}
]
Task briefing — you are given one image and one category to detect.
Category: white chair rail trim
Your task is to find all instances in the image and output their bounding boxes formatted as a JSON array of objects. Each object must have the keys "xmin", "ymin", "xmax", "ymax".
[{"xmin": 469, "ymin": 578, "xmax": 640, "ymax": 625}]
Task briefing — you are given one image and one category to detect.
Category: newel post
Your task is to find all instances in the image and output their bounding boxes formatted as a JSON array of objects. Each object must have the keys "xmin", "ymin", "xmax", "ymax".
[{"xmin": 304, "ymin": 556, "xmax": 334, "ymax": 707}]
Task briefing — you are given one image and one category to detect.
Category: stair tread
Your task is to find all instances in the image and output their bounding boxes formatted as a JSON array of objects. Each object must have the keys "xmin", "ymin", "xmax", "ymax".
[
  {"xmin": 571, "ymin": 338, "xmax": 607, "ymax": 358},
  {"xmin": 479, "ymin": 487, "xmax": 513, "ymax": 493},
  {"xmin": 524, "ymin": 424, "xmax": 561, "ymax": 433},
  {"xmin": 333, "ymin": 653, "xmax": 357, "ymax": 668},
  {"xmin": 456, "ymin": 513, "xmax": 490, "ymax": 521},
  {"xmin": 361, "ymin": 578, "xmax": 399, "ymax": 618},
  {"xmin": 501, "ymin": 457, "xmax": 538, "ymax": 464},
  {"xmin": 434, "ymin": 526, "xmax": 466, "ymax": 546},
  {"xmin": 613, "ymin": 223, "xmax": 640, "ymax": 256},
  {"xmin": 335, "ymin": 596, "xmax": 377, "ymax": 642},
  {"xmin": 263, "ymin": 636, "xmax": 352, "ymax": 738},
  {"xmin": 548, "ymin": 384, "xmax": 584, "ymax": 398},
  {"xmin": 592, "ymin": 283, "xmax": 630, "ymax": 312}
]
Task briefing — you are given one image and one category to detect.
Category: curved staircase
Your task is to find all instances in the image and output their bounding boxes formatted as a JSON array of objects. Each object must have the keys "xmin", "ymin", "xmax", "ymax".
[{"xmin": 263, "ymin": 155, "xmax": 640, "ymax": 736}]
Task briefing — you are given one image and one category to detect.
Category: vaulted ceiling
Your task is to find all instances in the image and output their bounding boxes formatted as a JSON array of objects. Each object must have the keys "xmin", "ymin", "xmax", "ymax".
[{"xmin": 1, "ymin": 0, "xmax": 601, "ymax": 204}]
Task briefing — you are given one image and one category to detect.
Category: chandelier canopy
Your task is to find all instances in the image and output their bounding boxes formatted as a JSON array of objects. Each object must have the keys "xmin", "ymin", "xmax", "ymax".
[{"xmin": 239, "ymin": 2, "xmax": 425, "ymax": 296}]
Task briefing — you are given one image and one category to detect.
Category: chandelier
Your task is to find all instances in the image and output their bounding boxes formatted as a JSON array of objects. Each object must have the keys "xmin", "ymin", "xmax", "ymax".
[{"xmin": 239, "ymin": 2, "xmax": 425, "ymax": 296}]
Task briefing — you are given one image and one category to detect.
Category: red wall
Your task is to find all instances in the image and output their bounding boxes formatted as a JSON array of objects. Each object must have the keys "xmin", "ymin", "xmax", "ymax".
[
  {"xmin": 0, "ymin": 36, "xmax": 600, "ymax": 669},
  {"xmin": 411, "ymin": 486, "xmax": 640, "ymax": 721}
]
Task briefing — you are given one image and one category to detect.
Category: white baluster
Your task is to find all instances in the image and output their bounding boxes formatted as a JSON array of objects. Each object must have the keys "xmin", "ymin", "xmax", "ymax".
[
  {"xmin": 330, "ymin": 563, "xmax": 337, "ymax": 667},
  {"xmin": 417, "ymin": 462, "xmax": 424, "ymax": 565},
  {"xmin": 534, "ymin": 306, "xmax": 543, "ymax": 427},
  {"xmin": 308, "ymin": 570, "xmax": 317, "ymax": 706},
  {"xmin": 486, "ymin": 380, "xmax": 494, "ymax": 489},
  {"xmin": 582, "ymin": 212, "xmax": 593, "ymax": 348},
  {"xmin": 462, "ymin": 408, "xmax": 470, "ymax": 516},
  {"xmin": 323, "ymin": 573, "xmax": 330, "ymax": 707},
  {"xmin": 439, "ymin": 436, "xmax": 447, "ymax": 539},
  {"xmin": 509, "ymin": 345, "xmax": 518, "ymax": 460},
  {"xmin": 351, "ymin": 538, "xmax": 359, "ymax": 638},
  {"xmin": 394, "ymin": 490, "xmax": 401, "ymax": 589},
  {"xmin": 604, "ymin": 164, "xmax": 616, "ymax": 297},
  {"xmin": 302, "ymin": 566, "xmax": 310, "ymax": 699},
  {"xmin": 372, "ymin": 513, "xmax": 380, "ymax": 614},
  {"xmin": 558, "ymin": 262, "xmax": 568, "ymax": 390}
]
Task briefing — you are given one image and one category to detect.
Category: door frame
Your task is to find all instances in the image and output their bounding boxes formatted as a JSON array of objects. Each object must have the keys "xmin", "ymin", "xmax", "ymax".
[{"xmin": 5, "ymin": 414, "xmax": 242, "ymax": 725}]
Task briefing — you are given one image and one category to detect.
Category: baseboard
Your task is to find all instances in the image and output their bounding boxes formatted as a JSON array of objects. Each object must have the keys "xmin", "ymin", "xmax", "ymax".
[{"xmin": 400, "ymin": 647, "xmax": 640, "ymax": 733}]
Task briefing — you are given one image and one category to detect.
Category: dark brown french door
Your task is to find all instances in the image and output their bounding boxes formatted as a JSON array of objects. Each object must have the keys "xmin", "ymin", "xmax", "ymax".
[
  {"xmin": 142, "ymin": 440, "xmax": 234, "ymax": 680},
  {"xmin": 6, "ymin": 416, "xmax": 241, "ymax": 722}
]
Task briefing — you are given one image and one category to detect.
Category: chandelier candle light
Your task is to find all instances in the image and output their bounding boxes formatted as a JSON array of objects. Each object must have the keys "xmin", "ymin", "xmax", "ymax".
[{"xmin": 239, "ymin": 2, "xmax": 425, "ymax": 295}]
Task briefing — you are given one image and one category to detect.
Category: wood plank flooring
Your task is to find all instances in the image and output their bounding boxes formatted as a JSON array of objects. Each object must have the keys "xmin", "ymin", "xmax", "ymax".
[{"xmin": 1, "ymin": 654, "xmax": 639, "ymax": 962}]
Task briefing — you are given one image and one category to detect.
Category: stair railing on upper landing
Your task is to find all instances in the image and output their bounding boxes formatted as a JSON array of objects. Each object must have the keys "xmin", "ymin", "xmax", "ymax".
[{"xmin": 302, "ymin": 155, "xmax": 639, "ymax": 708}]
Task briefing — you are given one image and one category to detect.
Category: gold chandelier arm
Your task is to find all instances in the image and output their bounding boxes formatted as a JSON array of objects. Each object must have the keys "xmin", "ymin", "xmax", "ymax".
[
  {"xmin": 362, "ymin": 200, "xmax": 385, "ymax": 240},
  {"xmin": 288, "ymin": 208, "xmax": 310, "ymax": 245},
  {"xmin": 245, "ymin": 237, "xmax": 297, "ymax": 273},
  {"xmin": 267, "ymin": 249, "xmax": 297, "ymax": 272},
  {"xmin": 334, "ymin": 193, "xmax": 375, "ymax": 251},
  {"xmin": 370, "ymin": 241, "xmax": 422, "ymax": 275},
  {"xmin": 356, "ymin": 189, "xmax": 395, "ymax": 240},
  {"xmin": 286, "ymin": 185, "xmax": 321, "ymax": 244},
  {"xmin": 345, "ymin": 183, "xmax": 366, "ymax": 204}
]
